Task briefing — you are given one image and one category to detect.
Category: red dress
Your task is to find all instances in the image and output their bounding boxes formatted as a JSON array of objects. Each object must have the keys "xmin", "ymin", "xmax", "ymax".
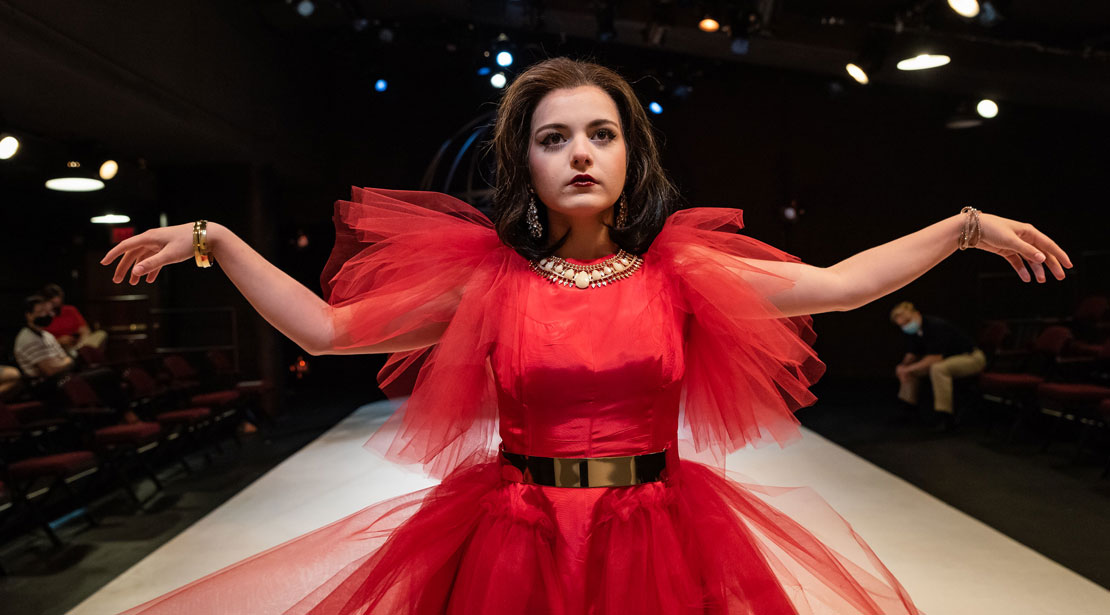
[{"xmin": 120, "ymin": 187, "xmax": 921, "ymax": 615}]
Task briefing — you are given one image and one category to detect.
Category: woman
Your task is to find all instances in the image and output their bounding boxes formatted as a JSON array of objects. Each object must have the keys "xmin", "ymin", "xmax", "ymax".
[{"xmin": 102, "ymin": 58, "xmax": 1070, "ymax": 614}]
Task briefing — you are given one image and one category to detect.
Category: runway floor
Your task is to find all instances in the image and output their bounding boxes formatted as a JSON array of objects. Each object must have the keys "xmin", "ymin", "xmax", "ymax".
[{"xmin": 73, "ymin": 398, "xmax": 1110, "ymax": 615}]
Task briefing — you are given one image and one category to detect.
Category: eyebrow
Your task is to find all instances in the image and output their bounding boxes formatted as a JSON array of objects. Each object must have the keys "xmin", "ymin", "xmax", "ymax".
[{"xmin": 533, "ymin": 119, "xmax": 619, "ymax": 135}]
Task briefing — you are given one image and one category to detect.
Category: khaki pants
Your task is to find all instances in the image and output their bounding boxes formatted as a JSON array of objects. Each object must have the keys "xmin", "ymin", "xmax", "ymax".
[{"xmin": 898, "ymin": 348, "xmax": 987, "ymax": 414}]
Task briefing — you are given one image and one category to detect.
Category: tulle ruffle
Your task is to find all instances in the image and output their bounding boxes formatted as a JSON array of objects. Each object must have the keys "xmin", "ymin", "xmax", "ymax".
[
  {"xmin": 118, "ymin": 460, "xmax": 918, "ymax": 615},
  {"xmin": 322, "ymin": 189, "xmax": 824, "ymax": 478},
  {"xmin": 650, "ymin": 207, "xmax": 827, "ymax": 469}
]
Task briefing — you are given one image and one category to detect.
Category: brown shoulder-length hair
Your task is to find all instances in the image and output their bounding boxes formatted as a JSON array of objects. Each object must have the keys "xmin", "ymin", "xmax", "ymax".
[{"xmin": 489, "ymin": 57, "xmax": 682, "ymax": 261}]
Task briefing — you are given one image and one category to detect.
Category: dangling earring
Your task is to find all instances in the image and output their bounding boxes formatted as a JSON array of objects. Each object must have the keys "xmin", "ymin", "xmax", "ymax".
[
  {"xmin": 615, "ymin": 192, "xmax": 628, "ymax": 227},
  {"xmin": 526, "ymin": 188, "xmax": 543, "ymax": 239}
]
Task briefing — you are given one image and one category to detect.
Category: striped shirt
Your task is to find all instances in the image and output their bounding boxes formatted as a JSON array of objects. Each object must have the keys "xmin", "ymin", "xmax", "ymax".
[{"xmin": 14, "ymin": 327, "xmax": 68, "ymax": 381}]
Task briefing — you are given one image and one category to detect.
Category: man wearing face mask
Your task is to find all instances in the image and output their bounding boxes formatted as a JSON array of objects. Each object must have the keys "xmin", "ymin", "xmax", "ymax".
[
  {"xmin": 14, "ymin": 295, "xmax": 76, "ymax": 392},
  {"xmin": 890, "ymin": 301, "xmax": 987, "ymax": 430}
]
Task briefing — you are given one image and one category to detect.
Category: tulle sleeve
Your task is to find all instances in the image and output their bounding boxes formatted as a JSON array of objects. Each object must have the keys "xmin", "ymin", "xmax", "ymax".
[
  {"xmin": 320, "ymin": 187, "xmax": 512, "ymax": 478},
  {"xmin": 651, "ymin": 207, "xmax": 827, "ymax": 466}
]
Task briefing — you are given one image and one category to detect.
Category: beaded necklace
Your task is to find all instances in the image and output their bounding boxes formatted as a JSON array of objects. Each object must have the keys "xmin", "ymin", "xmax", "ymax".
[{"xmin": 528, "ymin": 249, "xmax": 644, "ymax": 289}]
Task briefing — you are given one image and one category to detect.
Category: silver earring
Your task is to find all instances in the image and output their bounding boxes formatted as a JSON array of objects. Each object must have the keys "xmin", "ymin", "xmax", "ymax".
[
  {"xmin": 615, "ymin": 192, "xmax": 628, "ymax": 227},
  {"xmin": 526, "ymin": 190, "xmax": 543, "ymax": 239}
]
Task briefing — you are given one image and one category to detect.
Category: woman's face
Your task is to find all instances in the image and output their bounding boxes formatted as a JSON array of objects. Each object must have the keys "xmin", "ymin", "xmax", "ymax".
[{"xmin": 527, "ymin": 85, "xmax": 627, "ymax": 225}]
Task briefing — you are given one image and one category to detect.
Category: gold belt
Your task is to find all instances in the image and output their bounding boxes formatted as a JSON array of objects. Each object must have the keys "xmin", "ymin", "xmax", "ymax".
[{"xmin": 499, "ymin": 445, "xmax": 669, "ymax": 488}]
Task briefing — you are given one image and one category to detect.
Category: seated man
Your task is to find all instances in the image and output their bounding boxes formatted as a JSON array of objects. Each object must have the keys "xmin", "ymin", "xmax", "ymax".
[
  {"xmin": 40, "ymin": 283, "xmax": 108, "ymax": 354},
  {"xmin": 14, "ymin": 294, "xmax": 76, "ymax": 398},
  {"xmin": 890, "ymin": 301, "xmax": 987, "ymax": 430}
]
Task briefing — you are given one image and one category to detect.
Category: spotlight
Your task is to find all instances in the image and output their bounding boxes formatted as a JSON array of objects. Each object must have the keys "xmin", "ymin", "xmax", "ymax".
[
  {"xmin": 295, "ymin": 0, "xmax": 314, "ymax": 18},
  {"xmin": 477, "ymin": 66, "xmax": 491, "ymax": 76},
  {"xmin": 976, "ymin": 99, "xmax": 999, "ymax": 118},
  {"xmin": 648, "ymin": 102, "xmax": 663, "ymax": 115},
  {"xmin": 91, "ymin": 214, "xmax": 130, "ymax": 224},
  {"xmin": 374, "ymin": 79, "xmax": 388, "ymax": 92},
  {"xmin": 896, "ymin": 54, "xmax": 950, "ymax": 71},
  {"xmin": 977, "ymin": 1, "xmax": 1002, "ymax": 26},
  {"xmin": 846, "ymin": 36, "xmax": 887, "ymax": 85},
  {"xmin": 490, "ymin": 72, "xmax": 507, "ymax": 89},
  {"xmin": 0, "ymin": 135, "xmax": 19, "ymax": 160},
  {"xmin": 99, "ymin": 160, "xmax": 118, "ymax": 180},
  {"xmin": 496, "ymin": 51, "xmax": 513, "ymax": 67},
  {"xmin": 947, "ymin": 0, "xmax": 979, "ymax": 18},
  {"xmin": 698, "ymin": 17, "xmax": 720, "ymax": 33},
  {"xmin": 47, "ymin": 159, "xmax": 105, "ymax": 192}
]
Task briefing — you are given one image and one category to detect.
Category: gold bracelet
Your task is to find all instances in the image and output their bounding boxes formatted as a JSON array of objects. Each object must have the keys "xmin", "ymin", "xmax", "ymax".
[
  {"xmin": 193, "ymin": 220, "xmax": 213, "ymax": 268},
  {"xmin": 958, "ymin": 206, "xmax": 981, "ymax": 250}
]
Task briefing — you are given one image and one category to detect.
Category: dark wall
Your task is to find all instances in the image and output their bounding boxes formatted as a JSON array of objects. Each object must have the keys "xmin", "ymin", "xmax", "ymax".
[{"xmin": 2, "ymin": 8, "xmax": 1107, "ymax": 385}]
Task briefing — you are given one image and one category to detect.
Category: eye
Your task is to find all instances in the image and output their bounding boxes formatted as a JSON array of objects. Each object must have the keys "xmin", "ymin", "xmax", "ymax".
[
  {"xmin": 540, "ymin": 132, "xmax": 565, "ymax": 147},
  {"xmin": 594, "ymin": 128, "xmax": 617, "ymax": 141}
]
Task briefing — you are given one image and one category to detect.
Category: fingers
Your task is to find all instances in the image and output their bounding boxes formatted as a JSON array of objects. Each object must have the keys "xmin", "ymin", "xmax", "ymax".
[
  {"xmin": 101, "ymin": 234, "xmax": 149, "ymax": 266},
  {"xmin": 1028, "ymin": 226, "xmax": 1073, "ymax": 270},
  {"xmin": 1003, "ymin": 253, "xmax": 1031, "ymax": 283},
  {"xmin": 1042, "ymin": 252, "xmax": 1066, "ymax": 281},
  {"xmin": 114, "ymin": 250, "xmax": 141, "ymax": 283}
]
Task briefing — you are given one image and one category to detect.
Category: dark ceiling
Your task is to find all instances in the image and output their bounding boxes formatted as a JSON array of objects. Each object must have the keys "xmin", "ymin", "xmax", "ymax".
[{"xmin": 1, "ymin": 0, "xmax": 1107, "ymax": 187}]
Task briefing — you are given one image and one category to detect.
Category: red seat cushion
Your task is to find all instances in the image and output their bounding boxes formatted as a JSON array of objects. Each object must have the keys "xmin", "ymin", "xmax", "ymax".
[
  {"xmin": 8, "ymin": 451, "xmax": 98, "ymax": 480},
  {"xmin": 95, "ymin": 422, "xmax": 162, "ymax": 446},
  {"xmin": 190, "ymin": 391, "xmax": 240, "ymax": 406},
  {"xmin": 156, "ymin": 408, "xmax": 211, "ymax": 424},
  {"xmin": 1037, "ymin": 383, "xmax": 1110, "ymax": 405},
  {"xmin": 979, "ymin": 373, "xmax": 1045, "ymax": 393}
]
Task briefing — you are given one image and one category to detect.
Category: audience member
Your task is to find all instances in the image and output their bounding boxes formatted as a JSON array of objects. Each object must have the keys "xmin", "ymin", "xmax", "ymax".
[
  {"xmin": 14, "ymin": 294, "xmax": 75, "ymax": 399},
  {"xmin": 890, "ymin": 301, "xmax": 987, "ymax": 430},
  {"xmin": 41, "ymin": 282, "xmax": 108, "ymax": 353}
]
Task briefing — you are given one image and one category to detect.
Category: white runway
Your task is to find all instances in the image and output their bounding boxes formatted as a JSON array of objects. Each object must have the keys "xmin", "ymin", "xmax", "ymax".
[{"xmin": 73, "ymin": 399, "xmax": 1110, "ymax": 615}]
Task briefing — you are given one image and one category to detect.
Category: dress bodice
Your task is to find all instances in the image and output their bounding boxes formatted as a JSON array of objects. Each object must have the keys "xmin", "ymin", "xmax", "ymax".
[{"xmin": 491, "ymin": 256, "xmax": 686, "ymax": 458}]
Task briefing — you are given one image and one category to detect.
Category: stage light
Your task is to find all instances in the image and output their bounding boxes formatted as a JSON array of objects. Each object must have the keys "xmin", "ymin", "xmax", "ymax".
[
  {"xmin": 730, "ymin": 37, "xmax": 750, "ymax": 55},
  {"xmin": 496, "ymin": 51, "xmax": 513, "ymax": 67},
  {"xmin": 99, "ymin": 160, "xmax": 118, "ymax": 180},
  {"xmin": 698, "ymin": 18, "xmax": 720, "ymax": 33},
  {"xmin": 649, "ymin": 102, "xmax": 663, "ymax": 115},
  {"xmin": 374, "ymin": 79, "xmax": 388, "ymax": 92},
  {"xmin": 295, "ymin": 0, "xmax": 314, "ymax": 18},
  {"xmin": 0, "ymin": 135, "xmax": 19, "ymax": 159},
  {"xmin": 47, "ymin": 177, "xmax": 104, "ymax": 192},
  {"xmin": 477, "ymin": 66, "xmax": 491, "ymax": 76},
  {"xmin": 846, "ymin": 34, "xmax": 887, "ymax": 85},
  {"xmin": 490, "ymin": 72, "xmax": 507, "ymax": 88},
  {"xmin": 896, "ymin": 54, "xmax": 950, "ymax": 71},
  {"xmin": 977, "ymin": 1, "xmax": 1001, "ymax": 26},
  {"xmin": 845, "ymin": 63, "xmax": 869, "ymax": 84},
  {"xmin": 947, "ymin": 0, "xmax": 979, "ymax": 18},
  {"xmin": 47, "ymin": 159, "xmax": 105, "ymax": 192},
  {"xmin": 91, "ymin": 214, "xmax": 130, "ymax": 224},
  {"xmin": 976, "ymin": 99, "xmax": 999, "ymax": 118}
]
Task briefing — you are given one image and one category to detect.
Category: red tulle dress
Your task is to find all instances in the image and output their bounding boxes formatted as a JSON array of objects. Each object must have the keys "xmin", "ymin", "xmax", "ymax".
[{"xmin": 120, "ymin": 187, "xmax": 922, "ymax": 615}]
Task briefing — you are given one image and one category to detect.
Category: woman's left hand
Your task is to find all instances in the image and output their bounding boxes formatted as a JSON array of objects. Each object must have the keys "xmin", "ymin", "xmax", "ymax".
[{"xmin": 973, "ymin": 213, "xmax": 1073, "ymax": 283}]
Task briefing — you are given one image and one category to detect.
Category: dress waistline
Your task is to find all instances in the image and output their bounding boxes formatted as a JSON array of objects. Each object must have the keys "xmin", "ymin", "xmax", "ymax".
[{"xmin": 498, "ymin": 444, "xmax": 669, "ymax": 488}]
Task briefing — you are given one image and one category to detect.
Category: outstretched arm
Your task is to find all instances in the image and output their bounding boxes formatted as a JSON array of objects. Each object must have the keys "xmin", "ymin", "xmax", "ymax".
[
  {"xmin": 100, "ymin": 222, "xmax": 442, "ymax": 355},
  {"xmin": 735, "ymin": 212, "xmax": 1072, "ymax": 317}
]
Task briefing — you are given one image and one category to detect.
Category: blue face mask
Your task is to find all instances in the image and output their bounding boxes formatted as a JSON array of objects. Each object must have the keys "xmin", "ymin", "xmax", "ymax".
[{"xmin": 901, "ymin": 319, "xmax": 921, "ymax": 335}]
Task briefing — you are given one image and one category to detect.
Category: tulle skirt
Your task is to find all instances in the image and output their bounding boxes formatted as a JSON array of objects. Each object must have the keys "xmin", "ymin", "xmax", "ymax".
[{"xmin": 119, "ymin": 456, "xmax": 920, "ymax": 615}]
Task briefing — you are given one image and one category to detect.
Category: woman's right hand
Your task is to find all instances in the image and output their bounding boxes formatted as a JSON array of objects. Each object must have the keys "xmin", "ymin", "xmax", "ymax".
[{"xmin": 100, "ymin": 222, "xmax": 199, "ymax": 285}]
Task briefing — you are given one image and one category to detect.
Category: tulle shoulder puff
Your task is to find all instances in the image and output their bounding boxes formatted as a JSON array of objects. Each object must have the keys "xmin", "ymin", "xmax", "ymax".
[
  {"xmin": 320, "ymin": 187, "xmax": 518, "ymax": 478},
  {"xmin": 648, "ymin": 207, "xmax": 827, "ymax": 466}
]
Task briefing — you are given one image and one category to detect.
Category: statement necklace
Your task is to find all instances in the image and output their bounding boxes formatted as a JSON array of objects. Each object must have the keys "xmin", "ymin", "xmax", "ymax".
[{"xmin": 529, "ymin": 249, "xmax": 644, "ymax": 289}]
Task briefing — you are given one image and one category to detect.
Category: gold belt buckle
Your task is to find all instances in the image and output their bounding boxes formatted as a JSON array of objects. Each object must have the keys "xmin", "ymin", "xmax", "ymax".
[{"xmin": 500, "ymin": 446, "xmax": 668, "ymax": 488}]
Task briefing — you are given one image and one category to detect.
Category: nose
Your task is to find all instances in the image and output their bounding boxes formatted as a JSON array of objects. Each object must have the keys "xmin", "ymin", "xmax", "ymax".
[{"xmin": 570, "ymin": 136, "xmax": 592, "ymax": 169}]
